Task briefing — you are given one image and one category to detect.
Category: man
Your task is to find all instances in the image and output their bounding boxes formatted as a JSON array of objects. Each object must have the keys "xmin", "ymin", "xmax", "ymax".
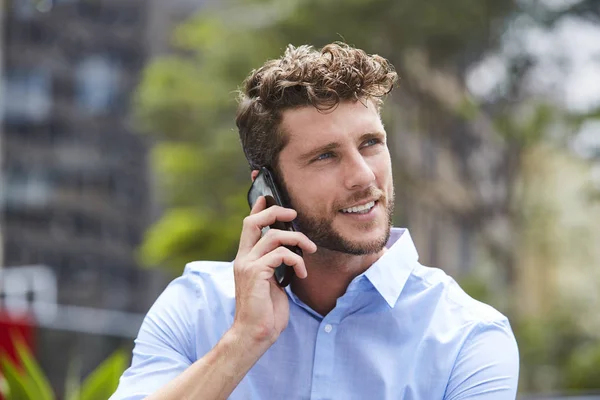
[{"xmin": 111, "ymin": 42, "xmax": 519, "ymax": 400}]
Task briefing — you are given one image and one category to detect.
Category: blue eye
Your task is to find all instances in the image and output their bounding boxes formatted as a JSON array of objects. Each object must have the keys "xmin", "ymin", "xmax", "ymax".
[
  {"xmin": 316, "ymin": 152, "xmax": 334, "ymax": 161},
  {"xmin": 364, "ymin": 138, "xmax": 381, "ymax": 147}
]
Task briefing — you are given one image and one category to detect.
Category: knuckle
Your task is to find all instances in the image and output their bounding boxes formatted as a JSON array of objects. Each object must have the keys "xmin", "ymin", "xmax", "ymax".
[
  {"xmin": 264, "ymin": 206, "xmax": 278, "ymax": 217},
  {"xmin": 264, "ymin": 228, "xmax": 277, "ymax": 239},
  {"xmin": 275, "ymin": 246, "xmax": 289, "ymax": 257},
  {"xmin": 295, "ymin": 236, "xmax": 308, "ymax": 247},
  {"xmin": 267, "ymin": 228, "xmax": 286, "ymax": 242},
  {"xmin": 292, "ymin": 252, "xmax": 303, "ymax": 264},
  {"xmin": 233, "ymin": 257, "xmax": 247, "ymax": 271}
]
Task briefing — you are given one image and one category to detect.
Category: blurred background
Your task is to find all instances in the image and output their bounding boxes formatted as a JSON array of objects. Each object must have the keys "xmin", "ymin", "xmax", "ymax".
[{"xmin": 0, "ymin": 0, "xmax": 599, "ymax": 398}]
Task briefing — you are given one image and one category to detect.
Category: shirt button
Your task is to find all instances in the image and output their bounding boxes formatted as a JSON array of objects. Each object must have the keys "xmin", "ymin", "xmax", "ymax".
[{"xmin": 324, "ymin": 324, "xmax": 333, "ymax": 333}]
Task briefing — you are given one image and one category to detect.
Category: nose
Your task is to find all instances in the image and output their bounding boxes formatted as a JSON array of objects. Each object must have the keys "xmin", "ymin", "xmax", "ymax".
[{"xmin": 343, "ymin": 151, "xmax": 376, "ymax": 190}]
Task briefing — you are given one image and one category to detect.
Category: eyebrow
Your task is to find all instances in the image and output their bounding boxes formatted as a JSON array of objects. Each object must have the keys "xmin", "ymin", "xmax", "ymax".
[
  {"xmin": 297, "ymin": 131, "xmax": 386, "ymax": 163},
  {"xmin": 359, "ymin": 131, "xmax": 385, "ymax": 142},
  {"xmin": 298, "ymin": 142, "xmax": 341, "ymax": 163}
]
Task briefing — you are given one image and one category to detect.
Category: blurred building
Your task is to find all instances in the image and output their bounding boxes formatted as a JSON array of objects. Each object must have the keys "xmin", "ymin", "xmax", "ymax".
[
  {"xmin": 0, "ymin": 0, "xmax": 163, "ymax": 313},
  {"xmin": 0, "ymin": 0, "xmax": 171, "ymax": 390}
]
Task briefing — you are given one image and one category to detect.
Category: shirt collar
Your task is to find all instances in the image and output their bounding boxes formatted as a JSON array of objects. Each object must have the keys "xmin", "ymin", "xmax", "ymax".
[
  {"xmin": 285, "ymin": 227, "xmax": 419, "ymax": 313},
  {"xmin": 363, "ymin": 227, "xmax": 419, "ymax": 308}
]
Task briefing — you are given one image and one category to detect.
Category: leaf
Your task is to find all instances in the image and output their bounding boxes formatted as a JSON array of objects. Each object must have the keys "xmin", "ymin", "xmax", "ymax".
[
  {"xmin": 138, "ymin": 207, "xmax": 209, "ymax": 268},
  {"xmin": 14, "ymin": 339, "xmax": 55, "ymax": 400},
  {"xmin": 0, "ymin": 372, "xmax": 8, "ymax": 397},
  {"xmin": 79, "ymin": 350, "xmax": 128, "ymax": 400},
  {"xmin": 64, "ymin": 354, "xmax": 82, "ymax": 400},
  {"xmin": 0, "ymin": 352, "xmax": 39, "ymax": 400}
]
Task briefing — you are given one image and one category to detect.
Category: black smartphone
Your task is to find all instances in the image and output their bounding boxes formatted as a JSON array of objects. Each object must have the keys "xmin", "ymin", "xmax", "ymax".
[{"xmin": 247, "ymin": 167, "xmax": 302, "ymax": 287}]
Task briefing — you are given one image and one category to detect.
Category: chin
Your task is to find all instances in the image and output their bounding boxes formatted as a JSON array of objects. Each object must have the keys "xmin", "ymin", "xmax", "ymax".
[
  {"xmin": 339, "ymin": 237, "xmax": 388, "ymax": 256},
  {"xmin": 339, "ymin": 217, "xmax": 388, "ymax": 236},
  {"xmin": 331, "ymin": 224, "xmax": 390, "ymax": 255}
]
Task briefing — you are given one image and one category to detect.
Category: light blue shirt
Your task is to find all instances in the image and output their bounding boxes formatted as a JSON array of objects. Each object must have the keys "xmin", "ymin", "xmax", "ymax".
[{"xmin": 111, "ymin": 228, "xmax": 519, "ymax": 399}]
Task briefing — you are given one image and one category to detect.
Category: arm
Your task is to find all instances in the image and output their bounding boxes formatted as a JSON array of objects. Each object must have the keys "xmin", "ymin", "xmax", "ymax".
[
  {"xmin": 145, "ymin": 328, "xmax": 271, "ymax": 400},
  {"xmin": 444, "ymin": 320, "xmax": 520, "ymax": 400},
  {"xmin": 109, "ymin": 275, "xmax": 271, "ymax": 400},
  {"xmin": 110, "ymin": 197, "xmax": 317, "ymax": 400}
]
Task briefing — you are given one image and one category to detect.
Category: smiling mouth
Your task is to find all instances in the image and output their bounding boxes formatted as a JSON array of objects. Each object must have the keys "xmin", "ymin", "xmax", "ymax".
[{"xmin": 340, "ymin": 200, "xmax": 377, "ymax": 214}]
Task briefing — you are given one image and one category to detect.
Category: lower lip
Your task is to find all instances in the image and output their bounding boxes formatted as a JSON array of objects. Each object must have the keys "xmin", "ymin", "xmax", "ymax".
[{"xmin": 338, "ymin": 201, "xmax": 379, "ymax": 221}]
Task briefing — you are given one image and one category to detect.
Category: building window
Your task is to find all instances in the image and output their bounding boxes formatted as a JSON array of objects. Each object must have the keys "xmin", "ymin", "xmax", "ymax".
[
  {"xmin": 4, "ymin": 238, "xmax": 26, "ymax": 266},
  {"xmin": 75, "ymin": 55, "xmax": 120, "ymax": 115},
  {"xmin": 11, "ymin": 0, "xmax": 35, "ymax": 19},
  {"xmin": 11, "ymin": 0, "xmax": 57, "ymax": 18},
  {"xmin": 3, "ymin": 69, "xmax": 52, "ymax": 123},
  {"xmin": 3, "ymin": 167, "xmax": 52, "ymax": 209}
]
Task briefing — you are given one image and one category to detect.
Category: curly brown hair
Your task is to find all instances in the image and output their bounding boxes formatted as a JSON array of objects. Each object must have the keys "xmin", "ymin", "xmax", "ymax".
[{"xmin": 236, "ymin": 42, "xmax": 398, "ymax": 170}]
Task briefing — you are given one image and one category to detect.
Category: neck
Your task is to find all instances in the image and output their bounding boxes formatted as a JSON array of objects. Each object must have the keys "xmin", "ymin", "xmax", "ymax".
[{"xmin": 290, "ymin": 246, "xmax": 387, "ymax": 316}]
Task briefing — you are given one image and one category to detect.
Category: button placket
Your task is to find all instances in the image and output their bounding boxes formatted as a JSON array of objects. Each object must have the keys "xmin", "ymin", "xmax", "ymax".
[
  {"xmin": 309, "ymin": 285, "xmax": 368, "ymax": 399},
  {"xmin": 310, "ymin": 302, "xmax": 350, "ymax": 399}
]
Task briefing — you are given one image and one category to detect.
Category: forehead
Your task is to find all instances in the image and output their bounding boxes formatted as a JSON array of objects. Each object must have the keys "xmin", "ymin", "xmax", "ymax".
[{"xmin": 280, "ymin": 100, "xmax": 384, "ymax": 151}]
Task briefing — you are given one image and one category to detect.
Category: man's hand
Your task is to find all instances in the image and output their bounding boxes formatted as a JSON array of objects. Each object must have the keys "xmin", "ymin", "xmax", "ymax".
[
  {"xmin": 143, "ymin": 197, "xmax": 317, "ymax": 400},
  {"xmin": 232, "ymin": 196, "xmax": 317, "ymax": 345}
]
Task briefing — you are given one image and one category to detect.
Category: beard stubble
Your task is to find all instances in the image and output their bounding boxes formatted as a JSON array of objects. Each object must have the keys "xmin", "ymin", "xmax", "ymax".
[{"xmin": 287, "ymin": 185, "xmax": 395, "ymax": 256}]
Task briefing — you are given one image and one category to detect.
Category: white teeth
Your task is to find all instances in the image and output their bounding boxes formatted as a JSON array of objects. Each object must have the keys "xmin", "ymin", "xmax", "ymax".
[{"xmin": 341, "ymin": 201, "xmax": 375, "ymax": 214}]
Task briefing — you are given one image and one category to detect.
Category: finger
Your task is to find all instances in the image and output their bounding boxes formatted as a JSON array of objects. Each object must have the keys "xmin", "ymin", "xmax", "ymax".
[
  {"xmin": 250, "ymin": 195, "xmax": 266, "ymax": 215},
  {"xmin": 238, "ymin": 206, "xmax": 297, "ymax": 253},
  {"xmin": 258, "ymin": 247, "xmax": 307, "ymax": 279},
  {"xmin": 248, "ymin": 229, "xmax": 317, "ymax": 260}
]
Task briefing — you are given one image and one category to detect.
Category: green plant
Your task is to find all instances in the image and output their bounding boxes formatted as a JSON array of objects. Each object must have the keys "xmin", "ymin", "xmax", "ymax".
[
  {"xmin": 0, "ymin": 338, "xmax": 54, "ymax": 400},
  {"xmin": 0, "ymin": 335, "xmax": 128, "ymax": 400}
]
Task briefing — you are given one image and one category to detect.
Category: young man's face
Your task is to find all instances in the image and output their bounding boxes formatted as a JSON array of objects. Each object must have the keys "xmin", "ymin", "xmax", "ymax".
[{"xmin": 277, "ymin": 100, "xmax": 394, "ymax": 255}]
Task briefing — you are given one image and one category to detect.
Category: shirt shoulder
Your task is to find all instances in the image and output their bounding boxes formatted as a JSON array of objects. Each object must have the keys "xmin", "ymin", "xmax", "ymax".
[
  {"xmin": 108, "ymin": 261, "xmax": 236, "ymax": 400},
  {"xmin": 181, "ymin": 260, "xmax": 236, "ymax": 299},
  {"xmin": 409, "ymin": 263, "xmax": 509, "ymax": 327},
  {"xmin": 164, "ymin": 261, "xmax": 237, "ymax": 356}
]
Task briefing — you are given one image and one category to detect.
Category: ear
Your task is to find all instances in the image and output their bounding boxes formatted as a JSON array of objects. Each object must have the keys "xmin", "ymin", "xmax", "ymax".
[{"xmin": 251, "ymin": 170, "xmax": 259, "ymax": 182}]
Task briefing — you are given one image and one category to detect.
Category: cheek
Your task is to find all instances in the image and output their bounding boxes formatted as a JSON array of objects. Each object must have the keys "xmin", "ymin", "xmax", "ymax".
[
  {"xmin": 289, "ymin": 178, "xmax": 337, "ymax": 213},
  {"xmin": 376, "ymin": 151, "xmax": 393, "ymax": 183}
]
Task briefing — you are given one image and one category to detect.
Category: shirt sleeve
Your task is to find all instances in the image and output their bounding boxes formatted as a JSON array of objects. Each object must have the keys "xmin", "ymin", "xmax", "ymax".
[
  {"xmin": 444, "ymin": 319, "xmax": 520, "ymax": 400},
  {"xmin": 109, "ymin": 275, "xmax": 198, "ymax": 400}
]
